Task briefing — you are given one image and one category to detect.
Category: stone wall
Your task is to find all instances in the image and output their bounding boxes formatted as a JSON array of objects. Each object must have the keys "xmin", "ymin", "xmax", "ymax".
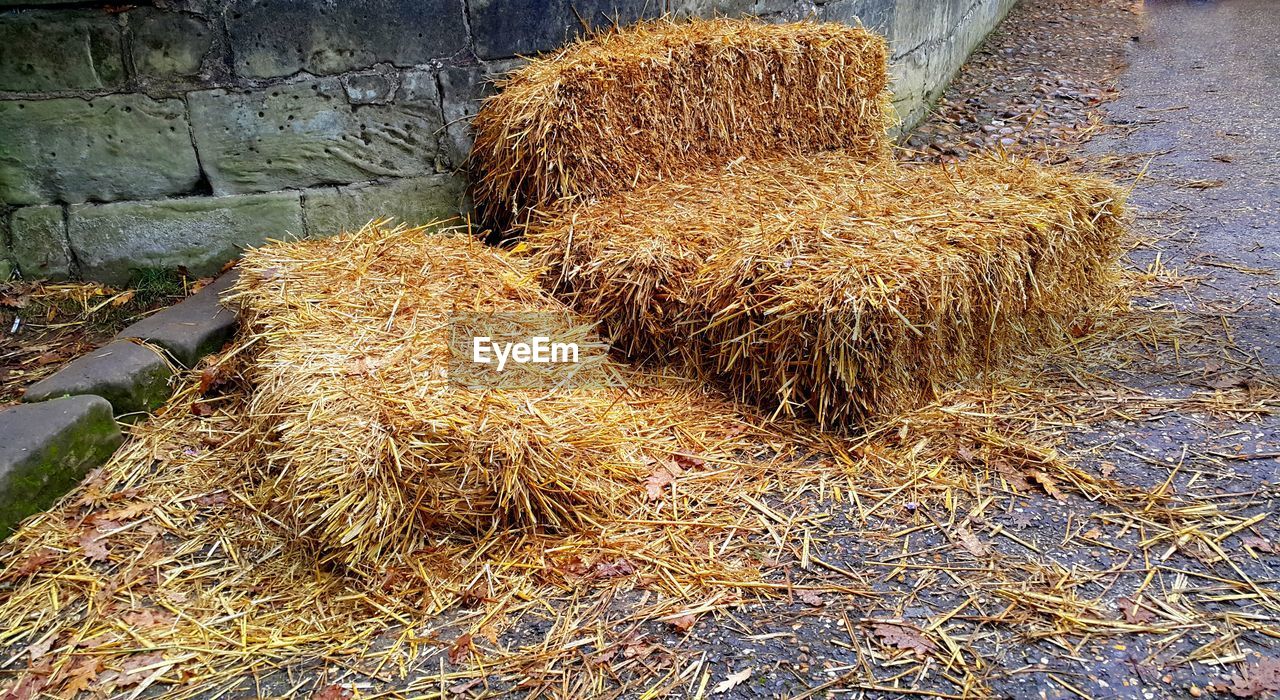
[{"xmin": 0, "ymin": 0, "xmax": 1015, "ymax": 285}]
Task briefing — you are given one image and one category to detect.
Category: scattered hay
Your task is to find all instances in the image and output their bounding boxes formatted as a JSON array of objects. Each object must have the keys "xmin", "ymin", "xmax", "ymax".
[
  {"xmin": 0, "ymin": 234, "xmax": 1272, "ymax": 698},
  {"xmin": 0, "ymin": 222, "xmax": 827, "ymax": 697},
  {"xmin": 531, "ymin": 151, "xmax": 1127, "ymax": 429},
  {"xmin": 470, "ymin": 17, "xmax": 892, "ymax": 233},
  {"xmin": 2, "ymin": 13, "xmax": 1270, "ymax": 699},
  {"xmin": 231, "ymin": 223, "xmax": 780, "ymax": 576}
]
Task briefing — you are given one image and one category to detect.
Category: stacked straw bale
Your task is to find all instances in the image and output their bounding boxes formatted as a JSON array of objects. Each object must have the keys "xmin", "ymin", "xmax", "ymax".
[
  {"xmin": 232, "ymin": 223, "xmax": 657, "ymax": 572},
  {"xmin": 470, "ymin": 18, "xmax": 892, "ymax": 232},
  {"xmin": 472, "ymin": 17, "xmax": 1127, "ymax": 429},
  {"xmin": 530, "ymin": 152, "xmax": 1125, "ymax": 427}
]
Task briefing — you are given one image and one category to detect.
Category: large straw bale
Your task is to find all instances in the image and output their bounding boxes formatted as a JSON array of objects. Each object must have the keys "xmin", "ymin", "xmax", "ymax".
[
  {"xmin": 530, "ymin": 152, "xmax": 1126, "ymax": 429},
  {"xmin": 470, "ymin": 18, "xmax": 892, "ymax": 233},
  {"xmin": 232, "ymin": 223, "xmax": 657, "ymax": 572}
]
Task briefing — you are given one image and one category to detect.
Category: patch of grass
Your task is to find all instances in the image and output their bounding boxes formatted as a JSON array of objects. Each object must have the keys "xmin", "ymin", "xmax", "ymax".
[{"xmin": 127, "ymin": 267, "xmax": 189, "ymax": 306}]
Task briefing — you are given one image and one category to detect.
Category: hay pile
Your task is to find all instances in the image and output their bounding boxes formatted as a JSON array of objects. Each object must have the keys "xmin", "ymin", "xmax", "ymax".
[
  {"xmin": 530, "ymin": 152, "xmax": 1126, "ymax": 428},
  {"xmin": 470, "ymin": 18, "xmax": 892, "ymax": 233},
  {"xmin": 470, "ymin": 16, "xmax": 1128, "ymax": 429},
  {"xmin": 232, "ymin": 223, "xmax": 661, "ymax": 574}
]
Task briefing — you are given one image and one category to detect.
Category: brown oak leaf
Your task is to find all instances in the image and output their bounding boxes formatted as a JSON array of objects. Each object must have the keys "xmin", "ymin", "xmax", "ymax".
[
  {"xmin": 121, "ymin": 608, "xmax": 176, "ymax": 629},
  {"xmin": 994, "ymin": 461, "xmax": 1031, "ymax": 491},
  {"xmin": 645, "ymin": 464, "xmax": 678, "ymax": 500},
  {"xmin": 109, "ymin": 652, "xmax": 166, "ymax": 689},
  {"xmin": 78, "ymin": 528, "xmax": 111, "ymax": 562},
  {"xmin": 7, "ymin": 548, "xmax": 55, "ymax": 579},
  {"xmin": 24, "ymin": 635, "xmax": 55, "ymax": 663},
  {"xmin": 448, "ymin": 634, "xmax": 474, "ymax": 665},
  {"xmin": 797, "ymin": 589, "xmax": 825, "ymax": 607},
  {"xmin": 1118, "ymin": 596, "xmax": 1156, "ymax": 624},
  {"xmin": 954, "ymin": 522, "xmax": 991, "ymax": 557},
  {"xmin": 1240, "ymin": 535, "xmax": 1276, "ymax": 554},
  {"xmin": 54, "ymin": 657, "xmax": 100, "ymax": 697},
  {"xmin": 871, "ymin": 622, "xmax": 937, "ymax": 657},
  {"xmin": 1228, "ymin": 656, "xmax": 1280, "ymax": 698},
  {"xmin": 593, "ymin": 558, "xmax": 636, "ymax": 579},
  {"xmin": 672, "ymin": 453, "xmax": 705, "ymax": 469},
  {"xmin": 1030, "ymin": 470, "xmax": 1068, "ymax": 501},
  {"xmin": 667, "ymin": 613, "xmax": 698, "ymax": 633},
  {"xmin": 311, "ymin": 685, "xmax": 353, "ymax": 700}
]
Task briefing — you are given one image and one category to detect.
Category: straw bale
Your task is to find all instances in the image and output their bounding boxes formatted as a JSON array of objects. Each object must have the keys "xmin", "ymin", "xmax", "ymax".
[
  {"xmin": 232, "ymin": 223, "xmax": 658, "ymax": 572},
  {"xmin": 469, "ymin": 17, "xmax": 892, "ymax": 233},
  {"xmin": 529, "ymin": 152, "xmax": 1127, "ymax": 429}
]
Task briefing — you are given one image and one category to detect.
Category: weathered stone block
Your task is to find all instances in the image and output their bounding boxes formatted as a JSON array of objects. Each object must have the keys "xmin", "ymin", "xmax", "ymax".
[
  {"xmin": 24, "ymin": 340, "xmax": 173, "ymax": 416},
  {"xmin": 886, "ymin": 0, "xmax": 1014, "ymax": 129},
  {"xmin": 189, "ymin": 74, "xmax": 444, "ymax": 195},
  {"xmin": 889, "ymin": 0, "xmax": 966, "ymax": 54},
  {"xmin": 0, "ymin": 258, "xmax": 12, "ymax": 282},
  {"xmin": 469, "ymin": 0, "xmax": 660, "ymax": 59},
  {"xmin": 0, "ymin": 11, "xmax": 123, "ymax": 92},
  {"xmin": 68, "ymin": 192, "xmax": 302, "ymax": 286},
  {"xmin": 11, "ymin": 205, "xmax": 70, "ymax": 280},
  {"xmin": 817, "ymin": 0, "xmax": 896, "ymax": 35},
  {"xmin": 439, "ymin": 60, "xmax": 522, "ymax": 168},
  {"xmin": 116, "ymin": 271, "xmax": 240, "ymax": 368},
  {"xmin": 128, "ymin": 8, "xmax": 216, "ymax": 80},
  {"xmin": 227, "ymin": 0, "xmax": 467, "ymax": 78},
  {"xmin": 342, "ymin": 67, "xmax": 398, "ymax": 105},
  {"xmin": 304, "ymin": 175, "xmax": 466, "ymax": 237},
  {"xmin": 0, "ymin": 95, "xmax": 202, "ymax": 206},
  {"xmin": 667, "ymin": 0, "xmax": 799, "ymax": 17},
  {"xmin": 0, "ymin": 396, "xmax": 122, "ymax": 534}
]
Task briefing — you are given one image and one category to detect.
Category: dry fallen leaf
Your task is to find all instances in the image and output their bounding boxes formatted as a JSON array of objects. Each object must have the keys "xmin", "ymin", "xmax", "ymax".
[
  {"xmin": 121, "ymin": 608, "xmax": 176, "ymax": 629},
  {"xmin": 871, "ymin": 622, "xmax": 937, "ymax": 657},
  {"xmin": 713, "ymin": 667, "xmax": 753, "ymax": 694},
  {"xmin": 57, "ymin": 656, "xmax": 100, "ymax": 697},
  {"xmin": 672, "ymin": 452, "xmax": 705, "ymax": 469},
  {"xmin": 24, "ymin": 635, "xmax": 54, "ymax": 663},
  {"xmin": 1118, "ymin": 596, "xmax": 1155, "ymax": 624},
  {"xmin": 102, "ymin": 501, "xmax": 153, "ymax": 523},
  {"xmin": 0, "ymin": 292, "xmax": 30, "ymax": 309},
  {"xmin": 78, "ymin": 529, "xmax": 110, "ymax": 562},
  {"xmin": 1009, "ymin": 510, "xmax": 1035, "ymax": 529},
  {"xmin": 105, "ymin": 651, "xmax": 167, "ymax": 690},
  {"xmin": 645, "ymin": 464, "xmax": 677, "ymax": 500},
  {"xmin": 448, "ymin": 679, "xmax": 482, "ymax": 695},
  {"xmin": 667, "ymin": 613, "xmax": 697, "ymax": 632},
  {"xmin": 954, "ymin": 522, "xmax": 990, "ymax": 557},
  {"xmin": 994, "ymin": 461, "xmax": 1031, "ymax": 491},
  {"xmin": 955, "ymin": 443, "xmax": 980, "ymax": 464},
  {"xmin": 190, "ymin": 401, "xmax": 216, "ymax": 417},
  {"xmin": 7, "ymin": 548, "xmax": 55, "ymax": 579},
  {"xmin": 593, "ymin": 558, "xmax": 635, "ymax": 579},
  {"xmin": 1240, "ymin": 535, "xmax": 1276, "ymax": 554},
  {"xmin": 797, "ymin": 589, "xmax": 825, "ymax": 607},
  {"xmin": 448, "ymin": 633, "xmax": 474, "ymax": 665},
  {"xmin": 34, "ymin": 351, "xmax": 67, "ymax": 366},
  {"xmin": 198, "ymin": 366, "xmax": 229, "ymax": 395},
  {"xmin": 312, "ymin": 685, "xmax": 353, "ymax": 700},
  {"xmin": 1030, "ymin": 470, "xmax": 1067, "ymax": 501},
  {"xmin": 1228, "ymin": 656, "xmax": 1280, "ymax": 698}
]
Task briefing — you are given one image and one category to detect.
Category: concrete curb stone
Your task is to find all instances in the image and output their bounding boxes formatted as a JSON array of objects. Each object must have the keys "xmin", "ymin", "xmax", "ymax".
[
  {"xmin": 115, "ymin": 270, "xmax": 241, "ymax": 368},
  {"xmin": 0, "ymin": 268, "xmax": 242, "ymax": 534},
  {"xmin": 23, "ymin": 340, "xmax": 174, "ymax": 417},
  {"xmin": 0, "ymin": 396, "xmax": 122, "ymax": 534}
]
